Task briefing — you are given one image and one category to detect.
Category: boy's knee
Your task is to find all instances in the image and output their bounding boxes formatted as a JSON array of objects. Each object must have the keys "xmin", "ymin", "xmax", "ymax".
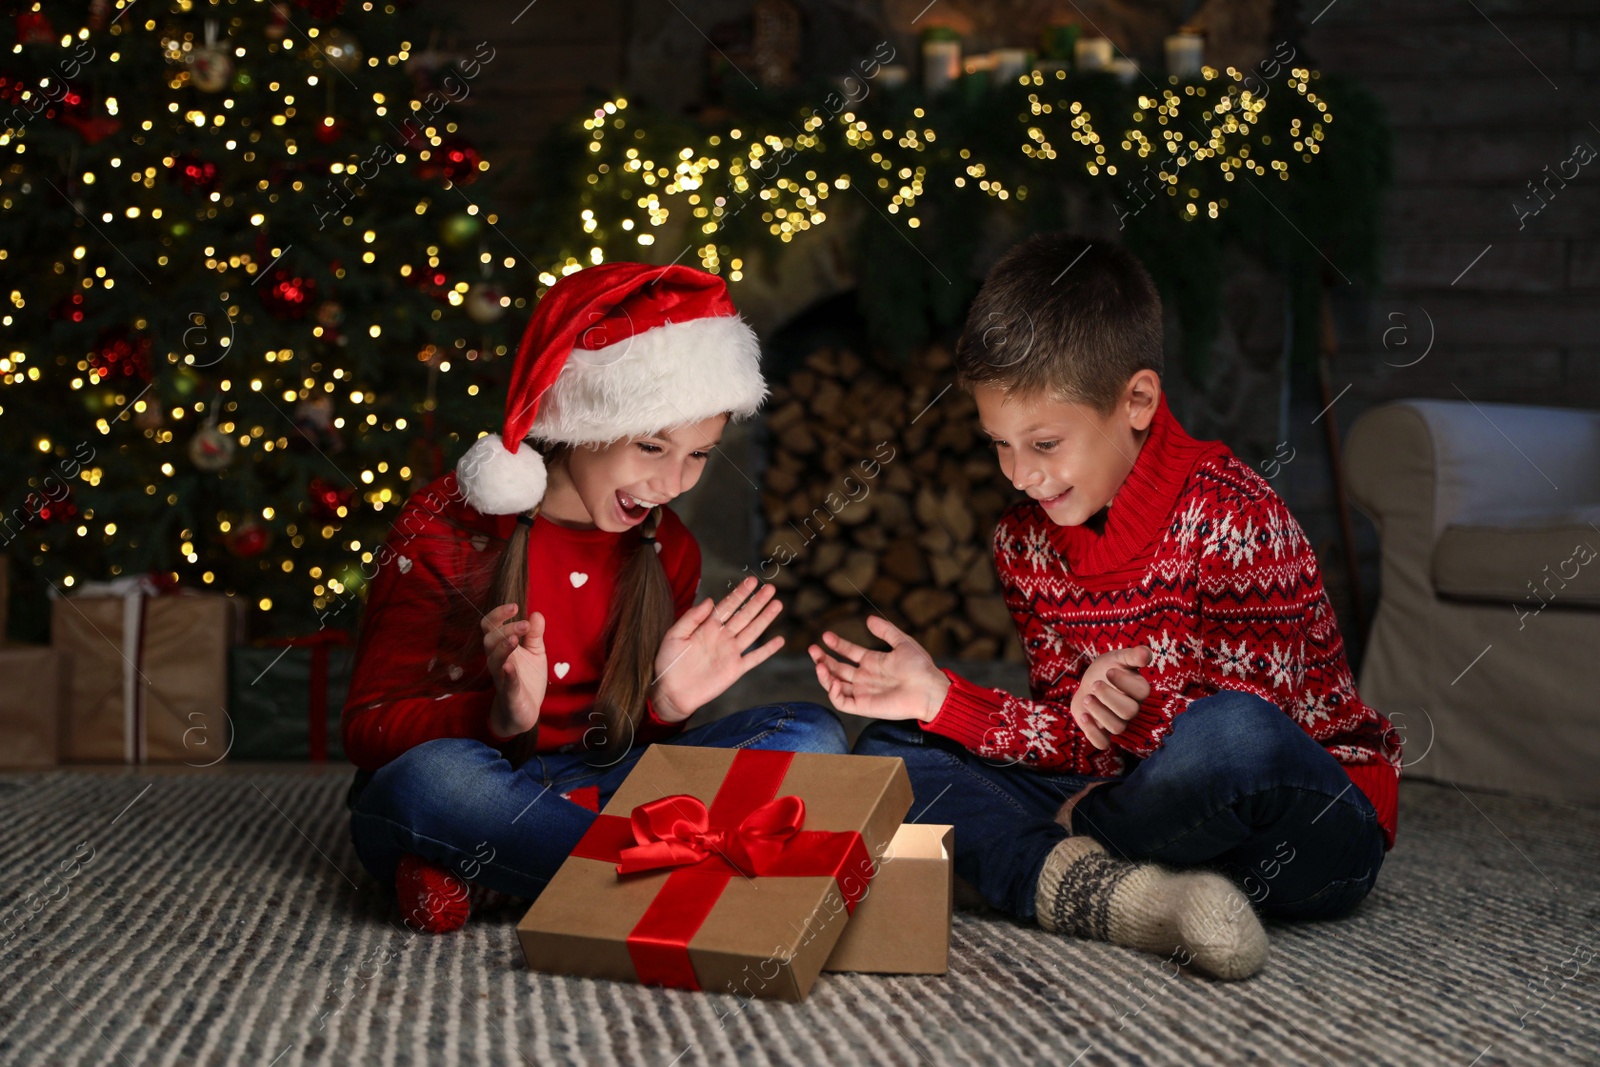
[
  {"xmin": 1172, "ymin": 691, "xmax": 1307, "ymax": 783},
  {"xmin": 1184, "ymin": 691, "xmax": 1296, "ymax": 742},
  {"xmin": 852, "ymin": 718, "xmax": 921, "ymax": 757}
]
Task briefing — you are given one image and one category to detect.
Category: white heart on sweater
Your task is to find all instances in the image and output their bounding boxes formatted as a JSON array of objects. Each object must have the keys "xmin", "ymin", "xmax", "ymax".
[
  {"xmin": 447, "ymin": 664, "xmax": 463, "ymax": 681},
  {"xmin": 553, "ymin": 662, "xmax": 570, "ymax": 679},
  {"xmin": 470, "ymin": 534, "xmax": 488, "ymax": 552},
  {"xmin": 397, "ymin": 556, "xmax": 412, "ymax": 574},
  {"xmin": 654, "ymin": 542, "xmax": 663, "ymax": 554},
  {"xmin": 569, "ymin": 572, "xmax": 588, "ymax": 588}
]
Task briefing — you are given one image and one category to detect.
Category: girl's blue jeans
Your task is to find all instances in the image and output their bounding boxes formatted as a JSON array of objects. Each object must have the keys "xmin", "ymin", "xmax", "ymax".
[
  {"xmin": 853, "ymin": 689, "xmax": 1387, "ymax": 923},
  {"xmin": 346, "ymin": 702, "xmax": 848, "ymax": 901}
]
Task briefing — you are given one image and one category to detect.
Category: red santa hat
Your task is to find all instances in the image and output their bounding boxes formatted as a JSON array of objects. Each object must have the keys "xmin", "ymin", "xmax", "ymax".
[{"xmin": 455, "ymin": 261, "xmax": 767, "ymax": 515}]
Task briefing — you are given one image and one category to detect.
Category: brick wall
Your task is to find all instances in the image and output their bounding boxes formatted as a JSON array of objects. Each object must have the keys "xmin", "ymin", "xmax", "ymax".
[
  {"xmin": 419, "ymin": 0, "xmax": 629, "ymax": 212},
  {"xmin": 1309, "ymin": 0, "xmax": 1600, "ymax": 411}
]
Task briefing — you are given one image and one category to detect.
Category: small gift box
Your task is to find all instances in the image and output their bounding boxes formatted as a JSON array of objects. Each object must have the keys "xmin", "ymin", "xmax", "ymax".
[
  {"xmin": 823, "ymin": 822, "xmax": 953, "ymax": 975},
  {"xmin": 517, "ymin": 745, "xmax": 913, "ymax": 1001},
  {"xmin": 51, "ymin": 577, "xmax": 238, "ymax": 764},
  {"xmin": 0, "ymin": 642, "xmax": 65, "ymax": 768},
  {"xmin": 228, "ymin": 630, "xmax": 354, "ymax": 761}
]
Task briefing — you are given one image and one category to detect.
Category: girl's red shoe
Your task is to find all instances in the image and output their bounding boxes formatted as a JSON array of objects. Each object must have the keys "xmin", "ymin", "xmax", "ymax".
[{"xmin": 395, "ymin": 852, "xmax": 471, "ymax": 933}]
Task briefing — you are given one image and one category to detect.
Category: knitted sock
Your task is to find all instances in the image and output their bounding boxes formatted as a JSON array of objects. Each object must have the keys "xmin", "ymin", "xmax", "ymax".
[
  {"xmin": 395, "ymin": 852, "xmax": 471, "ymax": 934},
  {"xmin": 1034, "ymin": 836, "xmax": 1268, "ymax": 980}
]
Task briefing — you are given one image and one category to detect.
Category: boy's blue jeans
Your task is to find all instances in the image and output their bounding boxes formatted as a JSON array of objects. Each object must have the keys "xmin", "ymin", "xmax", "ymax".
[
  {"xmin": 854, "ymin": 689, "xmax": 1386, "ymax": 922},
  {"xmin": 346, "ymin": 702, "xmax": 848, "ymax": 901}
]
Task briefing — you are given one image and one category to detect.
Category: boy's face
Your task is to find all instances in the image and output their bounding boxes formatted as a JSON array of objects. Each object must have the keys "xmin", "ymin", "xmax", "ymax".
[{"xmin": 973, "ymin": 374, "xmax": 1160, "ymax": 527}]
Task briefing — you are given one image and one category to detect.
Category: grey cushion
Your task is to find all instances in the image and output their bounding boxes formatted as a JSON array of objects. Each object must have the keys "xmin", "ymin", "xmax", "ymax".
[{"xmin": 1432, "ymin": 506, "xmax": 1600, "ymax": 607}]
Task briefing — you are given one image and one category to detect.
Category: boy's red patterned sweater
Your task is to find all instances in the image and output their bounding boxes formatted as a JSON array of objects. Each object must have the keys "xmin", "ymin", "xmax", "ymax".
[{"xmin": 923, "ymin": 393, "xmax": 1402, "ymax": 848}]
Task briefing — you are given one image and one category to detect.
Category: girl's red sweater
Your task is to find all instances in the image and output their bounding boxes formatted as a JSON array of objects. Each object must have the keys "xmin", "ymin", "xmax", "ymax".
[
  {"xmin": 923, "ymin": 393, "xmax": 1402, "ymax": 849},
  {"xmin": 340, "ymin": 472, "xmax": 698, "ymax": 771}
]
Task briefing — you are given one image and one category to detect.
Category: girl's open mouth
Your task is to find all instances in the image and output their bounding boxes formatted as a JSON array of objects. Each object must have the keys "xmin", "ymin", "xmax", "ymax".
[{"xmin": 615, "ymin": 490, "xmax": 652, "ymax": 525}]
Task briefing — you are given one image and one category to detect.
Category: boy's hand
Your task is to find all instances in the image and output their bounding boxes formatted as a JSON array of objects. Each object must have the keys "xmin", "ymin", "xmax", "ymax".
[
  {"xmin": 483, "ymin": 602, "xmax": 547, "ymax": 737},
  {"xmin": 808, "ymin": 616, "xmax": 951, "ymax": 722},
  {"xmin": 650, "ymin": 577, "xmax": 786, "ymax": 724},
  {"xmin": 1071, "ymin": 645, "xmax": 1153, "ymax": 750}
]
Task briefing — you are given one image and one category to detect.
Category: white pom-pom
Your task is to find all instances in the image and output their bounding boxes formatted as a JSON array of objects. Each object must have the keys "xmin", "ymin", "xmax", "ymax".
[{"xmin": 455, "ymin": 433, "xmax": 548, "ymax": 515}]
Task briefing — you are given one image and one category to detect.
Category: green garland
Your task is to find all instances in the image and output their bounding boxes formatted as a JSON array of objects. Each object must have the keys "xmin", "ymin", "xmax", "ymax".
[{"xmin": 538, "ymin": 62, "xmax": 1390, "ymax": 381}]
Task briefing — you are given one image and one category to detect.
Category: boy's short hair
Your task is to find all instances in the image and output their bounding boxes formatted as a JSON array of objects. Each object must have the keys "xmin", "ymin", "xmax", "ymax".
[{"xmin": 954, "ymin": 233, "xmax": 1163, "ymax": 415}]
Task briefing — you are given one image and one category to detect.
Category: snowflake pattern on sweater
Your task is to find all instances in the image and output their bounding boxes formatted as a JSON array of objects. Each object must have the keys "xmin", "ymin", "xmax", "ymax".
[
  {"xmin": 989, "ymin": 455, "xmax": 1394, "ymax": 768},
  {"xmin": 923, "ymin": 398, "xmax": 1402, "ymax": 845}
]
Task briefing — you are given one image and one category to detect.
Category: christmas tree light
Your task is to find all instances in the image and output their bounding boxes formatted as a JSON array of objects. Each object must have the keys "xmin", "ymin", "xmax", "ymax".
[{"xmin": 2, "ymin": 0, "xmax": 517, "ymax": 635}]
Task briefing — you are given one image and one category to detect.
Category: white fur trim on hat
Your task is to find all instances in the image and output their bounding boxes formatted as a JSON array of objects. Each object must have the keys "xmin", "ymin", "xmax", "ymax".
[
  {"xmin": 455, "ymin": 433, "xmax": 549, "ymax": 516},
  {"xmin": 531, "ymin": 315, "xmax": 767, "ymax": 445}
]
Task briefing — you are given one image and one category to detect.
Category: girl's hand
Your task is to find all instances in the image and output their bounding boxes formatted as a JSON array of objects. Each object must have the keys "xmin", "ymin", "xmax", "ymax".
[
  {"xmin": 807, "ymin": 615, "xmax": 950, "ymax": 722},
  {"xmin": 482, "ymin": 602, "xmax": 547, "ymax": 737},
  {"xmin": 649, "ymin": 577, "xmax": 785, "ymax": 724}
]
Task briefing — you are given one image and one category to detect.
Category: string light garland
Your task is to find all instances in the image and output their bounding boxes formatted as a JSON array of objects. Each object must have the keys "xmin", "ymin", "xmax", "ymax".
[
  {"xmin": 541, "ymin": 60, "xmax": 1384, "ymax": 373},
  {"xmin": 547, "ymin": 64, "xmax": 1334, "ymax": 290}
]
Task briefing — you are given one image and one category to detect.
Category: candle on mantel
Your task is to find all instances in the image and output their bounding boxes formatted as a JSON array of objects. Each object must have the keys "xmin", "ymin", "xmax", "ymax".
[
  {"xmin": 922, "ymin": 29, "xmax": 962, "ymax": 95},
  {"xmin": 1164, "ymin": 31, "xmax": 1205, "ymax": 79},
  {"xmin": 992, "ymin": 48, "xmax": 1031, "ymax": 84},
  {"xmin": 1074, "ymin": 36, "xmax": 1113, "ymax": 71}
]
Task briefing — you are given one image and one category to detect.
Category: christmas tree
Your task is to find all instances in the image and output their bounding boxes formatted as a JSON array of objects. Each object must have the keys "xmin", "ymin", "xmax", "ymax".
[{"xmin": 1, "ymin": 0, "xmax": 523, "ymax": 638}]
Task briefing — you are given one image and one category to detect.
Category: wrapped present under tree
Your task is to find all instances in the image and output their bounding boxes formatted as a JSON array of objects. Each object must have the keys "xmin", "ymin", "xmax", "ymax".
[{"xmin": 228, "ymin": 630, "xmax": 354, "ymax": 762}]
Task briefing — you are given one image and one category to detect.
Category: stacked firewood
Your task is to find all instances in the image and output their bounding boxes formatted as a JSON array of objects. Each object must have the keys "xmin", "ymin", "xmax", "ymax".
[{"xmin": 759, "ymin": 344, "xmax": 1026, "ymax": 664}]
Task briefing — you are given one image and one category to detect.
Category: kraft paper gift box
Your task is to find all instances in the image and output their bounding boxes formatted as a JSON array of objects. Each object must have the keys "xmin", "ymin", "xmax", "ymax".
[
  {"xmin": 823, "ymin": 822, "xmax": 953, "ymax": 975},
  {"xmin": 227, "ymin": 630, "xmax": 354, "ymax": 761},
  {"xmin": 517, "ymin": 744, "xmax": 913, "ymax": 1001},
  {"xmin": 0, "ymin": 642, "xmax": 65, "ymax": 767},
  {"xmin": 51, "ymin": 583, "xmax": 237, "ymax": 763}
]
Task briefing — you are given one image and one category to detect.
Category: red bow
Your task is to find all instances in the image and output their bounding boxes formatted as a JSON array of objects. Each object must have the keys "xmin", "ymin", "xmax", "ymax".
[
  {"xmin": 617, "ymin": 793, "xmax": 804, "ymax": 877},
  {"xmin": 567, "ymin": 748, "xmax": 877, "ymax": 991}
]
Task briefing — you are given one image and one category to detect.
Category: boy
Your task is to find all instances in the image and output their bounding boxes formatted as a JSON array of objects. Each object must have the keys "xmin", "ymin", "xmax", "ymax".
[{"xmin": 810, "ymin": 234, "xmax": 1400, "ymax": 981}]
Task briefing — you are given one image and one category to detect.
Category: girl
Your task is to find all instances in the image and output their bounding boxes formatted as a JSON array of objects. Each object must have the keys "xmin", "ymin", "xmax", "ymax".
[{"xmin": 341, "ymin": 262, "xmax": 847, "ymax": 933}]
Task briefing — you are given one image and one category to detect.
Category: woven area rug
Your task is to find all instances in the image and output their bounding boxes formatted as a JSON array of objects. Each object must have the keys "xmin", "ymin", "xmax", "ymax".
[{"xmin": 1, "ymin": 772, "xmax": 1596, "ymax": 1066}]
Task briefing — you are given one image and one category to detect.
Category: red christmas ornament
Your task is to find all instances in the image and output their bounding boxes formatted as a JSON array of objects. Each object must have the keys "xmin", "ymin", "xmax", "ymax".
[
  {"xmin": 313, "ymin": 117, "xmax": 346, "ymax": 144},
  {"xmin": 260, "ymin": 267, "xmax": 320, "ymax": 320},
  {"xmin": 226, "ymin": 520, "xmax": 272, "ymax": 558},
  {"xmin": 307, "ymin": 477, "xmax": 355, "ymax": 521},
  {"xmin": 60, "ymin": 111, "xmax": 122, "ymax": 145},
  {"xmin": 89, "ymin": 327, "xmax": 154, "ymax": 382},
  {"xmin": 292, "ymin": 0, "xmax": 345, "ymax": 19},
  {"xmin": 51, "ymin": 87, "xmax": 119, "ymax": 143},
  {"xmin": 51, "ymin": 292, "xmax": 88, "ymax": 324},
  {"xmin": 15, "ymin": 11, "xmax": 54, "ymax": 45},
  {"xmin": 405, "ymin": 266, "xmax": 453, "ymax": 302},
  {"xmin": 169, "ymin": 153, "xmax": 219, "ymax": 195},
  {"xmin": 25, "ymin": 487, "xmax": 78, "ymax": 526},
  {"xmin": 416, "ymin": 138, "xmax": 481, "ymax": 185}
]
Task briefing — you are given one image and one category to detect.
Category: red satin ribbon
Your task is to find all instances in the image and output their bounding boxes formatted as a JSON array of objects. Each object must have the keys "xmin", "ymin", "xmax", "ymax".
[
  {"xmin": 261, "ymin": 629, "xmax": 352, "ymax": 762},
  {"xmin": 617, "ymin": 792, "xmax": 805, "ymax": 877},
  {"xmin": 568, "ymin": 748, "xmax": 874, "ymax": 991}
]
